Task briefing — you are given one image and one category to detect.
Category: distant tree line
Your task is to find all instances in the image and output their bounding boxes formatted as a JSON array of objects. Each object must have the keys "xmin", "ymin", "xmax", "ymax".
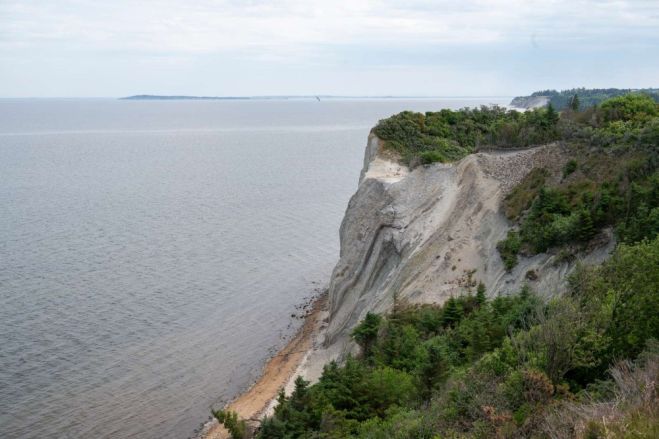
[{"xmin": 529, "ymin": 87, "xmax": 659, "ymax": 110}]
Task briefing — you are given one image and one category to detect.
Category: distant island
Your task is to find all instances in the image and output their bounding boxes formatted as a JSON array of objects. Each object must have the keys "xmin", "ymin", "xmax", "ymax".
[
  {"xmin": 120, "ymin": 95, "xmax": 332, "ymax": 100},
  {"xmin": 123, "ymin": 95, "xmax": 253, "ymax": 100}
]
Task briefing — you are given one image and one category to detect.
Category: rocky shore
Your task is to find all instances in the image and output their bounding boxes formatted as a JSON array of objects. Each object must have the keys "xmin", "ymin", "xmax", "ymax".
[
  {"xmin": 202, "ymin": 131, "xmax": 615, "ymax": 437},
  {"xmin": 200, "ymin": 293, "xmax": 329, "ymax": 439}
]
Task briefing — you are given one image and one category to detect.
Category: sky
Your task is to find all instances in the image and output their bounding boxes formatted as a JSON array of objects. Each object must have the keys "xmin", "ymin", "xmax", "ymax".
[{"xmin": 1, "ymin": 0, "xmax": 658, "ymax": 97}]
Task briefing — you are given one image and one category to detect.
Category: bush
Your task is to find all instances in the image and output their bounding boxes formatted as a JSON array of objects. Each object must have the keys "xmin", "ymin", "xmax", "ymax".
[
  {"xmin": 497, "ymin": 231, "xmax": 521, "ymax": 270},
  {"xmin": 213, "ymin": 409, "xmax": 247, "ymax": 439},
  {"xmin": 418, "ymin": 149, "xmax": 446, "ymax": 164},
  {"xmin": 504, "ymin": 168, "xmax": 550, "ymax": 220},
  {"xmin": 600, "ymin": 93, "xmax": 659, "ymax": 123},
  {"xmin": 563, "ymin": 159, "xmax": 578, "ymax": 177}
]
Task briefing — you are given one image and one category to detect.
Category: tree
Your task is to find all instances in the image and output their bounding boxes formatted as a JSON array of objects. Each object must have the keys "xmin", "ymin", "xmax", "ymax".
[
  {"xmin": 570, "ymin": 94, "xmax": 580, "ymax": 111},
  {"xmin": 468, "ymin": 315, "xmax": 492, "ymax": 361},
  {"xmin": 352, "ymin": 312, "xmax": 382, "ymax": 357},
  {"xmin": 546, "ymin": 103, "xmax": 560, "ymax": 125},
  {"xmin": 605, "ymin": 237, "xmax": 659, "ymax": 360},
  {"xmin": 476, "ymin": 282, "xmax": 487, "ymax": 305},
  {"xmin": 212, "ymin": 409, "xmax": 246, "ymax": 439},
  {"xmin": 418, "ymin": 338, "xmax": 449, "ymax": 399},
  {"xmin": 442, "ymin": 297, "xmax": 463, "ymax": 327},
  {"xmin": 577, "ymin": 209, "xmax": 595, "ymax": 241}
]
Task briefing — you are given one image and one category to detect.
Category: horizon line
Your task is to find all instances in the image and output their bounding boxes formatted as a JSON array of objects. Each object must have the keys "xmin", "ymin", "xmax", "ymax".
[{"xmin": 0, "ymin": 94, "xmax": 517, "ymax": 100}]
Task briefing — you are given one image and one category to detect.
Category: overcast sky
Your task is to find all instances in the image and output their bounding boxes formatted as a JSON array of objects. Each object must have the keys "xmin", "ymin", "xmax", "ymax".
[{"xmin": 1, "ymin": 0, "xmax": 658, "ymax": 97}]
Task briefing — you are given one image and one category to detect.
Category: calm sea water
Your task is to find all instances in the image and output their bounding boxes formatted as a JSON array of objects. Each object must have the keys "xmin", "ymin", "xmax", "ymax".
[{"xmin": 0, "ymin": 97, "xmax": 509, "ymax": 438}]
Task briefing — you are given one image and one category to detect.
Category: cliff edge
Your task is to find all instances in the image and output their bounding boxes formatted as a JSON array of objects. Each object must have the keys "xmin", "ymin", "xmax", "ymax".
[
  {"xmin": 510, "ymin": 95, "xmax": 549, "ymax": 109},
  {"xmin": 317, "ymin": 133, "xmax": 614, "ymax": 360},
  {"xmin": 204, "ymin": 131, "xmax": 618, "ymax": 437}
]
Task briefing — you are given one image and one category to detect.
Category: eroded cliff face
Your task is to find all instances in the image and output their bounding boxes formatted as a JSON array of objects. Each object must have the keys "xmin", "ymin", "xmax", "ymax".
[
  {"xmin": 323, "ymin": 133, "xmax": 615, "ymax": 353},
  {"xmin": 510, "ymin": 95, "xmax": 550, "ymax": 109}
]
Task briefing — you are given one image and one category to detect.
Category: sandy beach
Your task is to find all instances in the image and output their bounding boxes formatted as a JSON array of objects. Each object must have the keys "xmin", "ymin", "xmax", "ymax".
[{"xmin": 201, "ymin": 292, "xmax": 328, "ymax": 439}]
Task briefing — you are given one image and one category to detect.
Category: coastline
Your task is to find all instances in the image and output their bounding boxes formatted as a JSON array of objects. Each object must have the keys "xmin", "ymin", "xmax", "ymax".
[{"xmin": 200, "ymin": 292, "xmax": 328, "ymax": 439}]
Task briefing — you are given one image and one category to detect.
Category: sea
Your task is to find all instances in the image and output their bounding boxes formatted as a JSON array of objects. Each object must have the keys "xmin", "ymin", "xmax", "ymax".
[{"xmin": 0, "ymin": 97, "xmax": 510, "ymax": 438}]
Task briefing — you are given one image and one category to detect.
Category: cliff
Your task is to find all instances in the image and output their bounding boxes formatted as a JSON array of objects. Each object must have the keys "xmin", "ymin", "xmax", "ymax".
[
  {"xmin": 204, "ymin": 130, "xmax": 619, "ymax": 436},
  {"xmin": 316, "ymin": 133, "xmax": 614, "ymax": 359},
  {"xmin": 209, "ymin": 94, "xmax": 659, "ymax": 438},
  {"xmin": 509, "ymin": 95, "xmax": 549, "ymax": 109}
]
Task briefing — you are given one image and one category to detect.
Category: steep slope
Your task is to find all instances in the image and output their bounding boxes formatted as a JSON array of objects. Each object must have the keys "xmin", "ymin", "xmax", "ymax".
[
  {"xmin": 509, "ymin": 95, "xmax": 550, "ymax": 109},
  {"xmin": 323, "ymin": 133, "xmax": 615, "ymax": 353}
]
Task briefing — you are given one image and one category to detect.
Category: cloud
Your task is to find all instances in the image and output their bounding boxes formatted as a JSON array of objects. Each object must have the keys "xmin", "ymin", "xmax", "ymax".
[
  {"xmin": 0, "ymin": 0, "xmax": 657, "ymax": 96},
  {"xmin": 2, "ymin": 0, "xmax": 657, "ymax": 55}
]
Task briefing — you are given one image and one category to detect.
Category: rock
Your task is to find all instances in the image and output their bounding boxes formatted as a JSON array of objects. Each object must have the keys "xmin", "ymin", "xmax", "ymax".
[{"xmin": 321, "ymin": 133, "xmax": 615, "ymax": 357}]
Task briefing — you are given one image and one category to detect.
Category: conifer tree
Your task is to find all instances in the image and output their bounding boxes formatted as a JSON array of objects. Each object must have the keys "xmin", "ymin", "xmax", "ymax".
[
  {"xmin": 570, "ymin": 94, "xmax": 580, "ymax": 111},
  {"xmin": 442, "ymin": 297, "xmax": 463, "ymax": 327},
  {"xmin": 469, "ymin": 316, "xmax": 491, "ymax": 361},
  {"xmin": 546, "ymin": 103, "xmax": 560, "ymax": 125},
  {"xmin": 419, "ymin": 341, "xmax": 449, "ymax": 400},
  {"xmin": 578, "ymin": 209, "xmax": 595, "ymax": 241},
  {"xmin": 352, "ymin": 312, "xmax": 382, "ymax": 358},
  {"xmin": 476, "ymin": 282, "xmax": 487, "ymax": 305}
]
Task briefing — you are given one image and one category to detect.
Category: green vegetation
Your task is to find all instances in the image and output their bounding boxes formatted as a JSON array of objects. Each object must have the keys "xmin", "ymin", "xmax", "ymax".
[
  {"xmin": 497, "ymin": 231, "xmax": 521, "ymax": 271},
  {"xmin": 498, "ymin": 93, "xmax": 659, "ymax": 269},
  {"xmin": 372, "ymin": 105, "xmax": 560, "ymax": 165},
  {"xmin": 373, "ymin": 92, "xmax": 659, "ymax": 167},
  {"xmin": 373, "ymin": 93, "xmax": 658, "ymax": 269},
  {"xmin": 213, "ymin": 409, "xmax": 247, "ymax": 439},
  {"xmin": 214, "ymin": 90, "xmax": 658, "ymax": 438},
  {"xmin": 523, "ymin": 87, "xmax": 659, "ymax": 110},
  {"xmin": 255, "ymin": 237, "xmax": 659, "ymax": 438},
  {"xmin": 562, "ymin": 159, "xmax": 577, "ymax": 178}
]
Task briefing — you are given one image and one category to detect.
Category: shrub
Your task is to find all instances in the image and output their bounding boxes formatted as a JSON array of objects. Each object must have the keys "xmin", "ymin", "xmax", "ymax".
[
  {"xmin": 563, "ymin": 159, "xmax": 578, "ymax": 177},
  {"xmin": 600, "ymin": 93, "xmax": 659, "ymax": 123},
  {"xmin": 418, "ymin": 149, "xmax": 445, "ymax": 164},
  {"xmin": 504, "ymin": 168, "xmax": 550, "ymax": 220},
  {"xmin": 212, "ymin": 409, "xmax": 247, "ymax": 439},
  {"xmin": 497, "ymin": 231, "xmax": 521, "ymax": 270}
]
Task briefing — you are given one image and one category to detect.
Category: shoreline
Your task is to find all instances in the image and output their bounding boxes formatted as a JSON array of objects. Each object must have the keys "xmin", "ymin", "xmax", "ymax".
[{"xmin": 200, "ymin": 292, "xmax": 328, "ymax": 439}]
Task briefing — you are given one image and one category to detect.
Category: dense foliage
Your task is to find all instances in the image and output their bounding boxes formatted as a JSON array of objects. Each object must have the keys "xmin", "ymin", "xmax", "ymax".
[
  {"xmin": 254, "ymin": 237, "xmax": 659, "ymax": 438},
  {"xmin": 372, "ymin": 105, "xmax": 560, "ymax": 165},
  {"xmin": 498, "ymin": 93, "xmax": 659, "ymax": 269},
  {"xmin": 526, "ymin": 88, "xmax": 659, "ymax": 111},
  {"xmin": 374, "ymin": 91, "xmax": 658, "ymax": 167}
]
